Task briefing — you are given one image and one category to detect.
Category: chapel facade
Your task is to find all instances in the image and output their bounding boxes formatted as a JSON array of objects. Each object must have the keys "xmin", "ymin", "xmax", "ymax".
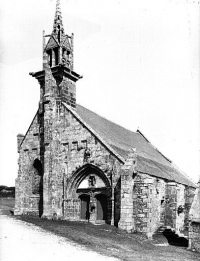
[{"xmin": 15, "ymin": 0, "xmax": 196, "ymax": 239}]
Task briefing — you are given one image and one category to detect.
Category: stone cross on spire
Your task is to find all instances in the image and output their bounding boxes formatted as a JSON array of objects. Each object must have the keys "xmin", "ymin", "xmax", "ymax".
[{"xmin": 53, "ymin": 0, "xmax": 64, "ymax": 36}]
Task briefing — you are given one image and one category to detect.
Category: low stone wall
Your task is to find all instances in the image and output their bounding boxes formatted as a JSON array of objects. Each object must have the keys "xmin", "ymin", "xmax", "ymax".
[{"xmin": 189, "ymin": 222, "xmax": 200, "ymax": 252}]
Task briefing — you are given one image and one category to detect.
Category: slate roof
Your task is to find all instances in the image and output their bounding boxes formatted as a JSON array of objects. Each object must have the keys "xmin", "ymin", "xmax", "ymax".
[{"xmin": 74, "ymin": 104, "xmax": 195, "ymax": 188}]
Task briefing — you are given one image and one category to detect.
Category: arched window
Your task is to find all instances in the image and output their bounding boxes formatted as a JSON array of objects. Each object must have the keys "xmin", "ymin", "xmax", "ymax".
[
  {"xmin": 47, "ymin": 50, "xmax": 52, "ymax": 67},
  {"xmin": 54, "ymin": 48, "xmax": 59, "ymax": 65},
  {"xmin": 32, "ymin": 159, "xmax": 43, "ymax": 195}
]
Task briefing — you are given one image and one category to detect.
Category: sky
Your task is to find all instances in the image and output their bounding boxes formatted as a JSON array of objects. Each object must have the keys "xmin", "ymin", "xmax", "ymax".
[{"xmin": 0, "ymin": 0, "xmax": 199, "ymax": 186}]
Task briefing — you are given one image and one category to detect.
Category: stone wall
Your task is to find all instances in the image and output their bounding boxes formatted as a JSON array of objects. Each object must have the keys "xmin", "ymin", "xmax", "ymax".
[
  {"xmin": 42, "ymin": 102, "xmax": 122, "ymax": 220},
  {"xmin": 185, "ymin": 186, "xmax": 196, "ymax": 232},
  {"xmin": 132, "ymin": 174, "xmax": 165, "ymax": 238},
  {"xmin": 14, "ymin": 114, "xmax": 41, "ymax": 215},
  {"xmin": 189, "ymin": 222, "xmax": 200, "ymax": 252},
  {"xmin": 119, "ymin": 166, "xmax": 194, "ymax": 238},
  {"xmin": 164, "ymin": 182, "xmax": 177, "ymax": 229},
  {"xmin": 15, "ymin": 89, "xmax": 122, "ymax": 222},
  {"xmin": 176, "ymin": 184, "xmax": 186, "ymax": 235},
  {"xmin": 118, "ymin": 149, "xmax": 137, "ymax": 232},
  {"xmin": 188, "ymin": 180, "xmax": 200, "ymax": 252}
]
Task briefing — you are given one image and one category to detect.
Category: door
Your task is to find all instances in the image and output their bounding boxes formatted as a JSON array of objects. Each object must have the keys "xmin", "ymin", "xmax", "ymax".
[
  {"xmin": 96, "ymin": 194, "xmax": 107, "ymax": 220},
  {"xmin": 80, "ymin": 195, "xmax": 90, "ymax": 220},
  {"xmin": 165, "ymin": 206, "xmax": 174, "ymax": 228}
]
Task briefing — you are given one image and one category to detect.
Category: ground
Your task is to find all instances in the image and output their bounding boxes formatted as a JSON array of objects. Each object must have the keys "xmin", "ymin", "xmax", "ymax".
[
  {"xmin": 0, "ymin": 215, "xmax": 117, "ymax": 261},
  {"xmin": 0, "ymin": 198, "xmax": 200, "ymax": 261}
]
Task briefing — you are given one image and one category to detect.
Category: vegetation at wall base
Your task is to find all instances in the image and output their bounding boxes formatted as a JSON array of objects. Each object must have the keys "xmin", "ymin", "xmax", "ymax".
[{"xmin": 0, "ymin": 186, "xmax": 15, "ymax": 198}]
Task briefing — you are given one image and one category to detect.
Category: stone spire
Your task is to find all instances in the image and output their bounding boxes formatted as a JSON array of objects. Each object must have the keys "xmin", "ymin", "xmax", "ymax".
[{"xmin": 52, "ymin": 0, "xmax": 64, "ymax": 38}]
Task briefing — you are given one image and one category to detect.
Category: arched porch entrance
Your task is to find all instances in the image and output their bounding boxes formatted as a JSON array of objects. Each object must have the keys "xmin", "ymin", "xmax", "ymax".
[{"xmin": 66, "ymin": 164, "xmax": 111, "ymax": 224}]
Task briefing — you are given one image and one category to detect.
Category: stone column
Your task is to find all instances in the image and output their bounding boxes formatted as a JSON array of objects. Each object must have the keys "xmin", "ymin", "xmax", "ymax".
[
  {"xmin": 165, "ymin": 182, "xmax": 177, "ymax": 229},
  {"xmin": 52, "ymin": 49, "xmax": 55, "ymax": 67},
  {"xmin": 110, "ymin": 169, "xmax": 115, "ymax": 226},
  {"xmin": 17, "ymin": 134, "xmax": 24, "ymax": 153},
  {"xmin": 188, "ymin": 179, "xmax": 200, "ymax": 252},
  {"xmin": 89, "ymin": 190, "xmax": 96, "ymax": 223},
  {"xmin": 111, "ymin": 191, "xmax": 114, "ymax": 225},
  {"xmin": 43, "ymin": 30, "xmax": 48, "ymax": 70},
  {"xmin": 118, "ymin": 148, "xmax": 137, "ymax": 232}
]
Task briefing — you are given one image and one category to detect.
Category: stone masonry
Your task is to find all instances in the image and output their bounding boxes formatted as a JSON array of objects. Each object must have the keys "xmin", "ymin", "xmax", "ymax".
[{"xmin": 189, "ymin": 179, "xmax": 200, "ymax": 252}]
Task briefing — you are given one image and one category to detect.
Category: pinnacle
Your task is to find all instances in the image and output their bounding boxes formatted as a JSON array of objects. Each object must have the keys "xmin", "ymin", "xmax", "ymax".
[
  {"xmin": 53, "ymin": 0, "xmax": 64, "ymax": 34},
  {"xmin": 56, "ymin": 0, "xmax": 61, "ymax": 15}
]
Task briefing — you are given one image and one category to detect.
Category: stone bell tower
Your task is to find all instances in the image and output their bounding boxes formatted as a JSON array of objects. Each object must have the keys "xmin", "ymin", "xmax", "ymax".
[
  {"xmin": 29, "ymin": 0, "xmax": 82, "ymax": 218},
  {"xmin": 30, "ymin": 0, "xmax": 82, "ymax": 109}
]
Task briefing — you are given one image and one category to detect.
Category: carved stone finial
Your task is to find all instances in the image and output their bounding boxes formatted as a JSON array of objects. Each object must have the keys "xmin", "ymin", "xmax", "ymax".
[{"xmin": 53, "ymin": 0, "xmax": 64, "ymax": 34}]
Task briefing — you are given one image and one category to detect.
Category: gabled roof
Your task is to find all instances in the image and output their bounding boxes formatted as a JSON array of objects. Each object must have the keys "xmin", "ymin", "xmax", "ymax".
[
  {"xmin": 72, "ymin": 104, "xmax": 195, "ymax": 187},
  {"xmin": 45, "ymin": 35, "xmax": 59, "ymax": 50}
]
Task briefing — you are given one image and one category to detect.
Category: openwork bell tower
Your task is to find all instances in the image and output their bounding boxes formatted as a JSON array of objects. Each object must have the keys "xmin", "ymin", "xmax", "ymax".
[
  {"xmin": 44, "ymin": 0, "xmax": 74, "ymax": 70},
  {"xmin": 30, "ymin": 0, "xmax": 81, "ymax": 109}
]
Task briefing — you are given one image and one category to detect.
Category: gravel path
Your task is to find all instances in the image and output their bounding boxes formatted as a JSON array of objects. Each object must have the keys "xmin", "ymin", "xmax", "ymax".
[{"xmin": 0, "ymin": 215, "xmax": 119, "ymax": 261}]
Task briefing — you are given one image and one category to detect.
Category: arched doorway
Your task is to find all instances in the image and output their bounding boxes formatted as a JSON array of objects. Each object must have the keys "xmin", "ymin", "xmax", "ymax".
[
  {"xmin": 96, "ymin": 194, "xmax": 107, "ymax": 220},
  {"xmin": 66, "ymin": 164, "xmax": 111, "ymax": 223},
  {"xmin": 79, "ymin": 194, "xmax": 90, "ymax": 220}
]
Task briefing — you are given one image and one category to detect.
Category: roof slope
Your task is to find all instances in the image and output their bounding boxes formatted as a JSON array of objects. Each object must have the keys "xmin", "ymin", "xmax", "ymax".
[{"xmin": 74, "ymin": 104, "xmax": 195, "ymax": 187}]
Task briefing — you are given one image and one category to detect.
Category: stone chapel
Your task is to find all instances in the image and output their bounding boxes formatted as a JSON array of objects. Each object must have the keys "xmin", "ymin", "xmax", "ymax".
[{"xmin": 15, "ymin": 0, "xmax": 196, "ymax": 239}]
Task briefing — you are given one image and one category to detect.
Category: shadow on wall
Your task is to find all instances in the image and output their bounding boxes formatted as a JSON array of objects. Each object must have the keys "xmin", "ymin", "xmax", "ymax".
[
  {"xmin": 114, "ymin": 177, "xmax": 121, "ymax": 227},
  {"xmin": 32, "ymin": 159, "xmax": 43, "ymax": 217}
]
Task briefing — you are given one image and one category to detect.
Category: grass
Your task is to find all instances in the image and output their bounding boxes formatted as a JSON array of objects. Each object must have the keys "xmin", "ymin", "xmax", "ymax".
[
  {"xmin": 0, "ymin": 198, "xmax": 200, "ymax": 261},
  {"xmin": 0, "ymin": 197, "xmax": 15, "ymax": 214}
]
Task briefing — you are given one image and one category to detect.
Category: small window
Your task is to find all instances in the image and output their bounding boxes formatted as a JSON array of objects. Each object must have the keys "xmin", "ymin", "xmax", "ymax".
[
  {"xmin": 81, "ymin": 140, "xmax": 87, "ymax": 149},
  {"xmin": 53, "ymin": 48, "xmax": 59, "ymax": 66},
  {"xmin": 56, "ymin": 100, "xmax": 61, "ymax": 114},
  {"xmin": 32, "ymin": 159, "xmax": 43, "ymax": 195},
  {"xmin": 72, "ymin": 141, "xmax": 78, "ymax": 151},
  {"xmin": 62, "ymin": 143, "xmax": 69, "ymax": 152}
]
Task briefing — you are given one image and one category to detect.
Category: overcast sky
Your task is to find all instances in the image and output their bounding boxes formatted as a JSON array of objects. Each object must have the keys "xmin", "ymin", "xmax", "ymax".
[{"xmin": 0, "ymin": 0, "xmax": 199, "ymax": 186}]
